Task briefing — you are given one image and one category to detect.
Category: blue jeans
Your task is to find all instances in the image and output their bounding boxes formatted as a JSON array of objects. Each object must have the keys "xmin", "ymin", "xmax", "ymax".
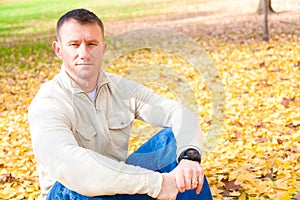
[{"xmin": 47, "ymin": 128, "xmax": 212, "ymax": 199}]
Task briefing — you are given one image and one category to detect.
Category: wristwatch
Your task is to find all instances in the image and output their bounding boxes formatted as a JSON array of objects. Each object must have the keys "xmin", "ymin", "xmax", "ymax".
[{"xmin": 178, "ymin": 148, "xmax": 201, "ymax": 164}]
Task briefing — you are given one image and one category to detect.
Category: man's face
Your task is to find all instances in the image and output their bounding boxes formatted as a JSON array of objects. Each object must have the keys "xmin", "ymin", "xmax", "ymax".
[{"xmin": 52, "ymin": 19, "xmax": 106, "ymax": 83}]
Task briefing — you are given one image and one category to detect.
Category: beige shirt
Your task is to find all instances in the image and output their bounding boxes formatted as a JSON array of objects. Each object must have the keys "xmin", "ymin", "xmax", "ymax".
[{"xmin": 28, "ymin": 68, "xmax": 203, "ymax": 199}]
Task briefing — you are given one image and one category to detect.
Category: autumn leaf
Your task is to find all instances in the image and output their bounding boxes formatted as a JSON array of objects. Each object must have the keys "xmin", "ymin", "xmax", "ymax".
[
  {"xmin": 257, "ymin": 167, "xmax": 276, "ymax": 180},
  {"xmin": 0, "ymin": 173, "xmax": 17, "ymax": 183},
  {"xmin": 255, "ymin": 137, "xmax": 269, "ymax": 143},
  {"xmin": 254, "ymin": 121, "xmax": 265, "ymax": 128},
  {"xmin": 281, "ymin": 97, "xmax": 290, "ymax": 108},
  {"xmin": 294, "ymin": 192, "xmax": 300, "ymax": 200},
  {"xmin": 218, "ymin": 177, "xmax": 242, "ymax": 197}
]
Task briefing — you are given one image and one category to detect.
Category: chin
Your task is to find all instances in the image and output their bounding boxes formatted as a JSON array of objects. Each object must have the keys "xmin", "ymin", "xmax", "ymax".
[{"xmin": 81, "ymin": 71, "xmax": 99, "ymax": 79}]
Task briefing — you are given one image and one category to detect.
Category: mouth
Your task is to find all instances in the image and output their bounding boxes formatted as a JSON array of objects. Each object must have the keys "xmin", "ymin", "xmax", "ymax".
[{"xmin": 77, "ymin": 63, "xmax": 93, "ymax": 66}]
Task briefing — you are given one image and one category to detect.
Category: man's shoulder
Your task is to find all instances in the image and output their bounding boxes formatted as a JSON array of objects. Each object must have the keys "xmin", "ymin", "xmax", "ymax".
[
  {"xmin": 35, "ymin": 75, "xmax": 64, "ymax": 98},
  {"xmin": 29, "ymin": 73, "xmax": 69, "ymax": 108},
  {"xmin": 105, "ymin": 72, "xmax": 122, "ymax": 82},
  {"xmin": 104, "ymin": 72, "xmax": 143, "ymax": 92}
]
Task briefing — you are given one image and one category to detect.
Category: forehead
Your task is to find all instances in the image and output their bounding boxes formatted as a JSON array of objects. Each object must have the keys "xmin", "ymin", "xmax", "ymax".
[{"xmin": 59, "ymin": 19, "xmax": 104, "ymax": 41}]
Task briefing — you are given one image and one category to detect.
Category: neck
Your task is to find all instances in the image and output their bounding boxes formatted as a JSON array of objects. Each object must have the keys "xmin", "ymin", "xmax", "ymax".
[
  {"xmin": 76, "ymin": 78, "xmax": 98, "ymax": 93},
  {"xmin": 65, "ymin": 70, "xmax": 99, "ymax": 93}
]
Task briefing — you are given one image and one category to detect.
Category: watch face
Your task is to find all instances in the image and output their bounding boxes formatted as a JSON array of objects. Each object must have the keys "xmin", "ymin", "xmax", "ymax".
[
  {"xmin": 185, "ymin": 149, "xmax": 201, "ymax": 163},
  {"xmin": 178, "ymin": 148, "xmax": 201, "ymax": 163},
  {"xmin": 186, "ymin": 150, "xmax": 197, "ymax": 157}
]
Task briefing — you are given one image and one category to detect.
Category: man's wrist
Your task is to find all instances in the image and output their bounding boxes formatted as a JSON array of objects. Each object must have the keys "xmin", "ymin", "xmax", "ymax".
[{"xmin": 177, "ymin": 148, "xmax": 201, "ymax": 164}]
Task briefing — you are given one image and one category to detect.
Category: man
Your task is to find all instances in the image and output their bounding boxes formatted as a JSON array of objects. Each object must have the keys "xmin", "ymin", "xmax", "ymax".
[{"xmin": 28, "ymin": 8, "xmax": 212, "ymax": 200}]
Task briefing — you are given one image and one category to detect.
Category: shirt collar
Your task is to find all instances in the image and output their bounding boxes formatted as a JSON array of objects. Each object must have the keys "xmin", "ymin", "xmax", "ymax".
[{"xmin": 59, "ymin": 65, "xmax": 110, "ymax": 94}]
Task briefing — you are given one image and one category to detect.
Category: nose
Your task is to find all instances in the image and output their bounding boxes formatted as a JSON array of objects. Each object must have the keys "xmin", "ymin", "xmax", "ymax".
[{"xmin": 78, "ymin": 44, "xmax": 89, "ymax": 59}]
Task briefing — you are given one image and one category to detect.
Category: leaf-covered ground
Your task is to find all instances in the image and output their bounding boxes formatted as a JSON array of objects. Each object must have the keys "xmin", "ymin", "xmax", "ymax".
[{"xmin": 1, "ymin": 1, "xmax": 300, "ymax": 199}]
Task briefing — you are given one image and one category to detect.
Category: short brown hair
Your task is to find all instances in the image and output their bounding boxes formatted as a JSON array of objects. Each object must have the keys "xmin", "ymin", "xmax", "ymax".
[{"xmin": 56, "ymin": 8, "xmax": 104, "ymax": 39}]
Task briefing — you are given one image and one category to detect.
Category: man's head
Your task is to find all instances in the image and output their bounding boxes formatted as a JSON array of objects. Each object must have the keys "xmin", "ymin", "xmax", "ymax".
[
  {"xmin": 56, "ymin": 8, "xmax": 104, "ymax": 41},
  {"xmin": 52, "ymin": 8, "xmax": 107, "ymax": 92}
]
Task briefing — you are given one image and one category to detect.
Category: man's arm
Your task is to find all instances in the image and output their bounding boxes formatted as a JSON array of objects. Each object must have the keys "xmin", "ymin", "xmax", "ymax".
[
  {"xmin": 126, "ymin": 79, "xmax": 205, "ymax": 194},
  {"xmin": 28, "ymin": 97, "xmax": 163, "ymax": 198},
  {"xmin": 127, "ymin": 80, "xmax": 203, "ymax": 156},
  {"xmin": 157, "ymin": 173, "xmax": 178, "ymax": 200}
]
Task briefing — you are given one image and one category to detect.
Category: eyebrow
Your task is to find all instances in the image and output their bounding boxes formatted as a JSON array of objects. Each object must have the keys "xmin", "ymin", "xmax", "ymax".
[{"xmin": 66, "ymin": 39, "xmax": 101, "ymax": 44}]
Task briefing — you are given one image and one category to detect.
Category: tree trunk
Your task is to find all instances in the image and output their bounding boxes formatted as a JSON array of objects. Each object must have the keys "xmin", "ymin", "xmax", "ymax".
[
  {"xmin": 262, "ymin": 0, "xmax": 269, "ymax": 41},
  {"xmin": 256, "ymin": 0, "xmax": 275, "ymax": 15}
]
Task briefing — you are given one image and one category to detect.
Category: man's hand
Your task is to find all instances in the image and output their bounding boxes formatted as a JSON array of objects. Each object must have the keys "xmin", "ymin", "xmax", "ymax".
[
  {"xmin": 157, "ymin": 160, "xmax": 204, "ymax": 199},
  {"xmin": 157, "ymin": 173, "xmax": 178, "ymax": 200},
  {"xmin": 171, "ymin": 159, "xmax": 204, "ymax": 194}
]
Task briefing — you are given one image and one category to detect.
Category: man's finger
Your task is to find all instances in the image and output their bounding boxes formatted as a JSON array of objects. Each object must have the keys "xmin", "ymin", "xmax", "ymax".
[
  {"xmin": 196, "ymin": 172, "xmax": 204, "ymax": 194},
  {"xmin": 184, "ymin": 171, "xmax": 193, "ymax": 190},
  {"xmin": 192, "ymin": 179, "xmax": 198, "ymax": 188},
  {"xmin": 174, "ymin": 172, "xmax": 186, "ymax": 193},
  {"xmin": 191, "ymin": 169, "xmax": 199, "ymax": 189}
]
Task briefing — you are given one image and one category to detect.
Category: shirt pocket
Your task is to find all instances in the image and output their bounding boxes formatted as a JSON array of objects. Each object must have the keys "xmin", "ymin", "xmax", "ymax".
[
  {"xmin": 76, "ymin": 125, "xmax": 97, "ymax": 141},
  {"xmin": 108, "ymin": 112, "xmax": 134, "ymax": 130},
  {"xmin": 108, "ymin": 112, "xmax": 134, "ymax": 150}
]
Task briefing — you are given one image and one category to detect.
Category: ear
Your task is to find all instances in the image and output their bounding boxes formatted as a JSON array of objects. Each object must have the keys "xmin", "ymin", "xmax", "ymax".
[
  {"xmin": 102, "ymin": 42, "xmax": 107, "ymax": 54},
  {"xmin": 52, "ymin": 41, "xmax": 62, "ymax": 59}
]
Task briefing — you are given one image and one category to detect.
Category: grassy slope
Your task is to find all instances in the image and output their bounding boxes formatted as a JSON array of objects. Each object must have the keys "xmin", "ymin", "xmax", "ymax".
[
  {"xmin": 0, "ymin": 0, "xmax": 182, "ymax": 68},
  {"xmin": 0, "ymin": 0, "xmax": 180, "ymax": 37}
]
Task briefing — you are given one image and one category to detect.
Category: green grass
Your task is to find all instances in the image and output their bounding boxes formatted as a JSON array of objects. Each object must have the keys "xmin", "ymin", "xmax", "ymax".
[
  {"xmin": 0, "ymin": 0, "xmax": 183, "ymax": 69},
  {"xmin": 0, "ymin": 0, "xmax": 179, "ymax": 38},
  {"xmin": 0, "ymin": 0, "xmax": 80, "ymax": 37}
]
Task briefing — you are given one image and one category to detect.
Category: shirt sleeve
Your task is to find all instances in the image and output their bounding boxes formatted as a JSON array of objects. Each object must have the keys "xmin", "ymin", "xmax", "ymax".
[
  {"xmin": 125, "ymin": 79, "xmax": 204, "ymax": 156},
  {"xmin": 28, "ymin": 97, "xmax": 163, "ymax": 198}
]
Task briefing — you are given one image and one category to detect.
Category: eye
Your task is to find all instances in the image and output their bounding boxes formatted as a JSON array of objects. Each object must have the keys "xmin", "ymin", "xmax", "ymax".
[
  {"xmin": 69, "ymin": 43, "xmax": 79, "ymax": 47},
  {"xmin": 88, "ymin": 43, "xmax": 97, "ymax": 47}
]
